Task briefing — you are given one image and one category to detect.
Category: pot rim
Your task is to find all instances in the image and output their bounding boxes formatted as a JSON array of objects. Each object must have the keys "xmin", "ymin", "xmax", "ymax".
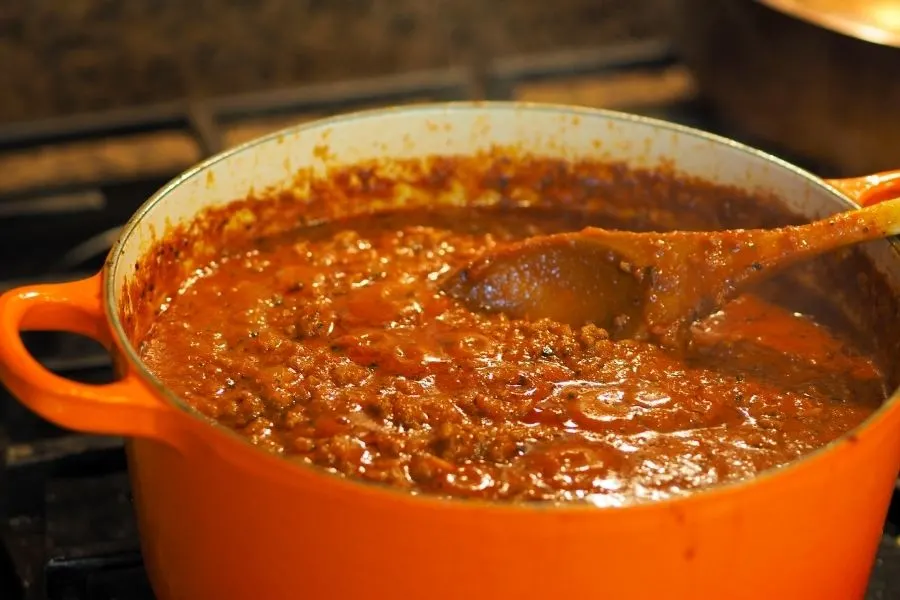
[
  {"xmin": 759, "ymin": 0, "xmax": 900, "ymax": 49},
  {"xmin": 103, "ymin": 100, "xmax": 900, "ymax": 512}
]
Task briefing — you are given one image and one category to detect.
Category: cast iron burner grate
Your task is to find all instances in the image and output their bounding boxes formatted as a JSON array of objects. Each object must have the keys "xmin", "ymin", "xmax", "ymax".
[{"xmin": 0, "ymin": 38, "xmax": 898, "ymax": 599}]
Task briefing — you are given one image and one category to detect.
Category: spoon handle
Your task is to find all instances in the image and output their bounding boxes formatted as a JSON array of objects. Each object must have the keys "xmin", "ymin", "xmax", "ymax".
[
  {"xmin": 748, "ymin": 198, "xmax": 900, "ymax": 268},
  {"xmin": 858, "ymin": 195, "xmax": 900, "ymax": 237},
  {"xmin": 777, "ymin": 196, "xmax": 900, "ymax": 263},
  {"xmin": 638, "ymin": 195, "xmax": 900, "ymax": 344}
]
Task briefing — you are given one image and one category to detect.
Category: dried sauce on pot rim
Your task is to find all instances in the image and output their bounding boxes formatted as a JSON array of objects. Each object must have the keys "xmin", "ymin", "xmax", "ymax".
[{"xmin": 125, "ymin": 151, "xmax": 892, "ymax": 504}]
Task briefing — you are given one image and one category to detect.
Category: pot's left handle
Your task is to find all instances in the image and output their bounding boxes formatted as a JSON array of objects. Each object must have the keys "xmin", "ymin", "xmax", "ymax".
[
  {"xmin": 826, "ymin": 170, "xmax": 900, "ymax": 206},
  {"xmin": 0, "ymin": 273, "xmax": 185, "ymax": 448}
]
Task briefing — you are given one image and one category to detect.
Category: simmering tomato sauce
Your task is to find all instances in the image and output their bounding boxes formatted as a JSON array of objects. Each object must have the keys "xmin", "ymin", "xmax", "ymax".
[{"xmin": 139, "ymin": 198, "xmax": 885, "ymax": 504}]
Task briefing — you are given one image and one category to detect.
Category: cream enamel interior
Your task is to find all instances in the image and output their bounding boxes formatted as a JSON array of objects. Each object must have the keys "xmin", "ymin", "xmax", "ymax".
[
  {"xmin": 109, "ymin": 102, "xmax": 870, "ymax": 300},
  {"xmin": 106, "ymin": 103, "xmax": 900, "ymax": 482}
]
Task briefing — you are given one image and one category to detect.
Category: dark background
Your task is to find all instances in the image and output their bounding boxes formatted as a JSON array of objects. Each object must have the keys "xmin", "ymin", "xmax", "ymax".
[{"xmin": 0, "ymin": 0, "xmax": 669, "ymax": 124}]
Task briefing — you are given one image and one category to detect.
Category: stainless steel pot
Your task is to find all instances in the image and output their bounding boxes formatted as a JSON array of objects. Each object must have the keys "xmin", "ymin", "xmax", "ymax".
[{"xmin": 671, "ymin": 0, "xmax": 900, "ymax": 175}]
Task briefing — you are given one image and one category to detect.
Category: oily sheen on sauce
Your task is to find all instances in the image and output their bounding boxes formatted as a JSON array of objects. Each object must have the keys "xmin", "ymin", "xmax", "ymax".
[{"xmin": 138, "ymin": 206, "xmax": 884, "ymax": 504}]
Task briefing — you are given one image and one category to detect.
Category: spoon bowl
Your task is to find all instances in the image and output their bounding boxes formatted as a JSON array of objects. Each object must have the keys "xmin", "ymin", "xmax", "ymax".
[{"xmin": 443, "ymin": 196, "xmax": 900, "ymax": 345}]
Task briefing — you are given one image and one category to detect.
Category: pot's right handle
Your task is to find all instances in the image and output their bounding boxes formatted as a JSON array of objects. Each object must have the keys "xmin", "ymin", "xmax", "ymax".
[
  {"xmin": 0, "ymin": 273, "xmax": 187, "ymax": 449},
  {"xmin": 826, "ymin": 170, "xmax": 900, "ymax": 207}
]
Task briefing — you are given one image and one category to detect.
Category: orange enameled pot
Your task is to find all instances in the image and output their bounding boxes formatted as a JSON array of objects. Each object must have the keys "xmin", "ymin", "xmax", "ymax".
[{"xmin": 1, "ymin": 103, "xmax": 900, "ymax": 600}]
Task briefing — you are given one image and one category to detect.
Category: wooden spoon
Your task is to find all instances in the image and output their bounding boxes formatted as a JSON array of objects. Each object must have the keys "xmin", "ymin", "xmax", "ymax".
[{"xmin": 442, "ymin": 198, "xmax": 900, "ymax": 347}]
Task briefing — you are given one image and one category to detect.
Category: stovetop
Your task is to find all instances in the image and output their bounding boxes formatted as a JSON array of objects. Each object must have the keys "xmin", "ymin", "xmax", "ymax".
[{"xmin": 1, "ymin": 39, "xmax": 899, "ymax": 600}]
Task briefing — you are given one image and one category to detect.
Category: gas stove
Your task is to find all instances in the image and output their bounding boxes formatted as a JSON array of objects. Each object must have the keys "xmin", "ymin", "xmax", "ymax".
[{"xmin": 1, "ymin": 39, "xmax": 899, "ymax": 600}]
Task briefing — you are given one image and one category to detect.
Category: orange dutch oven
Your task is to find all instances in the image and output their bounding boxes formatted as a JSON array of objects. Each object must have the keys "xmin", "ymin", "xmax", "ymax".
[{"xmin": 1, "ymin": 103, "xmax": 900, "ymax": 600}]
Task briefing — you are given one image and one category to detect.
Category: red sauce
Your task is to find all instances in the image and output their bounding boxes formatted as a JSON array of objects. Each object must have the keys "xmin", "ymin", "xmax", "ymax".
[{"xmin": 139, "ymin": 206, "xmax": 885, "ymax": 504}]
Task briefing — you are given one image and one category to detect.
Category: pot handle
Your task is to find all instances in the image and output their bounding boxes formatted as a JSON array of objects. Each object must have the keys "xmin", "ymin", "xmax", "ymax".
[
  {"xmin": 0, "ymin": 273, "xmax": 186, "ymax": 449},
  {"xmin": 826, "ymin": 170, "xmax": 900, "ymax": 206}
]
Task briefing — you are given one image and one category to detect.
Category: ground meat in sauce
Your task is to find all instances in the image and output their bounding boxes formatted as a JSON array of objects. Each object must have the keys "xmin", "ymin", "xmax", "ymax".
[{"xmin": 139, "ymin": 207, "xmax": 885, "ymax": 504}]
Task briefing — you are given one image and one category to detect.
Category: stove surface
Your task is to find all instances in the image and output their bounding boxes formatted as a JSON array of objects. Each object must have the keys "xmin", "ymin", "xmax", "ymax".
[{"xmin": 1, "ymin": 39, "xmax": 898, "ymax": 600}]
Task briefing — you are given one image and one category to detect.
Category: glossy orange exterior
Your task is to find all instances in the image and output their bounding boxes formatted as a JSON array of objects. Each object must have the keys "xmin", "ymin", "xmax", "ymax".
[
  {"xmin": 1, "ymin": 153, "xmax": 900, "ymax": 598},
  {"xmin": 828, "ymin": 170, "xmax": 900, "ymax": 207}
]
